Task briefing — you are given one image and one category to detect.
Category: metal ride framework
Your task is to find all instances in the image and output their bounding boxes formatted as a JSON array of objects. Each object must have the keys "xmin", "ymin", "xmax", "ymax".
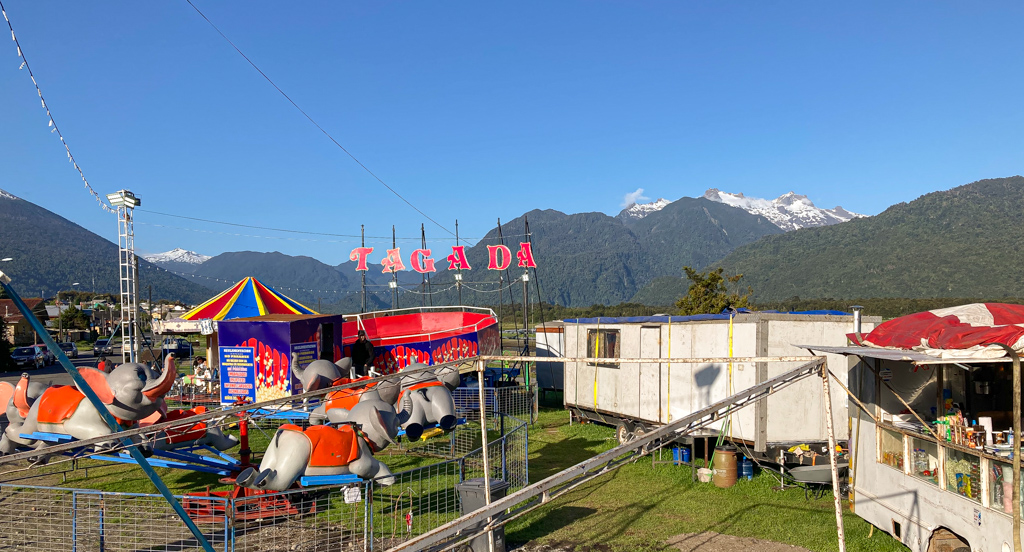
[
  {"xmin": 389, "ymin": 354, "xmax": 847, "ymax": 552},
  {"xmin": 108, "ymin": 190, "xmax": 141, "ymax": 364}
]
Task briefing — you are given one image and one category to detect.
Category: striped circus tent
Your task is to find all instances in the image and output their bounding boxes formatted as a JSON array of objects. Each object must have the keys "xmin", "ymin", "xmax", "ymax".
[{"xmin": 181, "ymin": 277, "xmax": 318, "ymax": 321}]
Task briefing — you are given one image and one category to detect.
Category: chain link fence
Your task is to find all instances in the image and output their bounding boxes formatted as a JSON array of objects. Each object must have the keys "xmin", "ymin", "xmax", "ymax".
[{"xmin": 0, "ymin": 385, "xmax": 532, "ymax": 552}]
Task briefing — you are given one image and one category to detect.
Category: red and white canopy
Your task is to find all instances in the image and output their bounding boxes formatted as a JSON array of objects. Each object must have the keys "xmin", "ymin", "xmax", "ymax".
[{"xmin": 850, "ymin": 303, "xmax": 1024, "ymax": 358}]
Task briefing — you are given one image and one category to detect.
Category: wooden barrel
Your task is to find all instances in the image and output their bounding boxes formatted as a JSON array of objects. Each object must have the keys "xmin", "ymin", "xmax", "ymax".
[{"xmin": 713, "ymin": 444, "xmax": 738, "ymax": 488}]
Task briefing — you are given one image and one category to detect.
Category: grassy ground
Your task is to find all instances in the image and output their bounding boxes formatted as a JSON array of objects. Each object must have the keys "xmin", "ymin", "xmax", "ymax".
[
  {"xmin": 505, "ymin": 407, "xmax": 905, "ymax": 552},
  {"xmin": 3, "ymin": 395, "xmax": 906, "ymax": 551}
]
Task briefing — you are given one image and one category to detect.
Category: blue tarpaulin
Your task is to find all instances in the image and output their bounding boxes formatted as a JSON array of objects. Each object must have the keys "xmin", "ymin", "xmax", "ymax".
[{"xmin": 562, "ymin": 309, "xmax": 850, "ymax": 324}]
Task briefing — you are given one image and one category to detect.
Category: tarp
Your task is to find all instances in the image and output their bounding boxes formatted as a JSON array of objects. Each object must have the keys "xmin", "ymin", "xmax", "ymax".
[
  {"xmin": 181, "ymin": 277, "xmax": 317, "ymax": 321},
  {"xmin": 563, "ymin": 309, "xmax": 851, "ymax": 325},
  {"xmin": 850, "ymin": 303, "xmax": 1024, "ymax": 358}
]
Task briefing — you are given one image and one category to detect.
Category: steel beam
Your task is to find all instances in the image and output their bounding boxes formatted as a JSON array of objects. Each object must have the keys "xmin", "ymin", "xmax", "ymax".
[{"xmin": 387, "ymin": 356, "xmax": 826, "ymax": 552}]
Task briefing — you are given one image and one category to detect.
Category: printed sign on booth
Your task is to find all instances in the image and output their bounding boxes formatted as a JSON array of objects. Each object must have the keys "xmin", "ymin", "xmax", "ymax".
[{"xmin": 219, "ymin": 346, "xmax": 256, "ymax": 405}]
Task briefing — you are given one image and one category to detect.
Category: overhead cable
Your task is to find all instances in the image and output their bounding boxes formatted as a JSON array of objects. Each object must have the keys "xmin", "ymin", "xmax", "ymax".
[
  {"xmin": 0, "ymin": 1, "xmax": 114, "ymax": 214},
  {"xmin": 183, "ymin": 0, "xmax": 455, "ymax": 238}
]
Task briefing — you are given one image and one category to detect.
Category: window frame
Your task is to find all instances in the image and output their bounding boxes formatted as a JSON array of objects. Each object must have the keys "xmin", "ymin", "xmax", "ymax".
[{"xmin": 586, "ymin": 328, "xmax": 620, "ymax": 369}]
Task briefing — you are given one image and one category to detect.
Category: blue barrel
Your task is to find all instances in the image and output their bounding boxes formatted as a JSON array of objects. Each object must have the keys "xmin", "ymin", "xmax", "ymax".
[
  {"xmin": 682, "ymin": 447, "xmax": 691, "ymax": 463},
  {"xmin": 740, "ymin": 458, "xmax": 753, "ymax": 480}
]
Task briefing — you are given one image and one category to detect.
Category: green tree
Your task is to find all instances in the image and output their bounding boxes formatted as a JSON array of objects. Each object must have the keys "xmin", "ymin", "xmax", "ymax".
[
  {"xmin": 58, "ymin": 306, "xmax": 90, "ymax": 331},
  {"xmin": 675, "ymin": 266, "xmax": 752, "ymax": 315},
  {"xmin": 0, "ymin": 316, "xmax": 12, "ymax": 372}
]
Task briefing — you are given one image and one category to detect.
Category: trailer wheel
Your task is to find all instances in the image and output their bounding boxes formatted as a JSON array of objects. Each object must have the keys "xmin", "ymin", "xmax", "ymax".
[{"xmin": 616, "ymin": 422, "xmax": 634, "ymax": 445}]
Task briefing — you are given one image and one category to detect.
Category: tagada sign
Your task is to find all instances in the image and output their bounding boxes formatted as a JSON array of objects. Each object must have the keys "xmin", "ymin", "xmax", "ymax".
[
  {"xmin": 348, "ymin": 242, "xmax": 537, "ymax": 274},
  {"xmin": 199, "ymin": 319, "xmax": 215, "ymax": 336}
]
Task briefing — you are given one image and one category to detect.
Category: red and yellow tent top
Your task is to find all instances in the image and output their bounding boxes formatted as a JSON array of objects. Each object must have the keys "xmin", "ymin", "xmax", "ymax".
[{"xmin": 181, "ymin": 277, "xmax": 318, "ymax": 321}]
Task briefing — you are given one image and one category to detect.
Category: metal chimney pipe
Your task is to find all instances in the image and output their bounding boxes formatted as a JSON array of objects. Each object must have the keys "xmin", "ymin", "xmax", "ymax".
[{"xmin": 851, "ymin": 305, "xmax": 864, "ymax": 335}]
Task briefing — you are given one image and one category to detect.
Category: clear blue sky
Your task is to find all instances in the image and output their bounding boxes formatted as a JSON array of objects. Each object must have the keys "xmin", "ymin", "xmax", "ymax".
[{"xmin": 2, "ymin": 1, "xmax": 1022, "ymax": 265}]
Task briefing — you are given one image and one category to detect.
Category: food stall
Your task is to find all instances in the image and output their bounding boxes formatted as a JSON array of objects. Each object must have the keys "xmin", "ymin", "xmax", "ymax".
[{"xmin": 805, "ymin": 303, "xmax": 1024, "ymax": 552}]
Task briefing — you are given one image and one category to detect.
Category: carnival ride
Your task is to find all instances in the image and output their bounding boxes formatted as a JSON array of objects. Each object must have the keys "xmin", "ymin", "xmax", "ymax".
[{"xmin": 0, "ymin": 273, "xmax": 524, "ymax": 552}]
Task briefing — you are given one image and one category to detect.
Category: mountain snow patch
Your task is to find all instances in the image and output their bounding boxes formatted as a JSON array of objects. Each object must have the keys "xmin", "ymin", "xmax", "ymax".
[
  {"xmin": 0, "ymin": 189, "xmax": 19, "ymax": 200},
  {"xmin": 618, "ymin": 198, "xmax": 671, "ymax": 221},
  {"xmin": 142, "ymin": 248, "xmax": 212, "ymax": 265},
  {"xmin": 703, "ymin": 189, "xmax": 864, "ymax": 231}
]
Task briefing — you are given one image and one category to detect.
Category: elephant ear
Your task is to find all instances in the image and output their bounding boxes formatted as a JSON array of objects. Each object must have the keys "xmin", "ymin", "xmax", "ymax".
[
  {"xmin": 0, "ymin": 381, "xmax": 13, "ymax": 412},
  {"xmin": 364, "ymin": 407, "xmax": 395, "ymax": 448},
  {"xmin": 78, "ymin": 367, "xmax": 115, "ymax": 405}
]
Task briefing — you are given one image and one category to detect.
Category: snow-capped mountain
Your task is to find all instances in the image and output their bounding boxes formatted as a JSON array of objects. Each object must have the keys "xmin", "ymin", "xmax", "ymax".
[
  {"xmin": 0, "ymin": 188, "xmax": 19, "ymax": 200},
  {"xmin": 703, "ymin": 189, "xmax": 864, "ymax": 231},
  {"xmin": 143, "ymin": 248, "xmax": 211, "ymax": 265},
  {"xmin": 616, "ymin": 198, "xmax": 671, "ymax": 221}
]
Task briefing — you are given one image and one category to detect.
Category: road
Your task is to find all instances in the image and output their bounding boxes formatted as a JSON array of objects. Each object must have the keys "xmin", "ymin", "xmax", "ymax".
[{"xmin": 1, "ymin": 350, "xmax": 105, "ymax": 386}]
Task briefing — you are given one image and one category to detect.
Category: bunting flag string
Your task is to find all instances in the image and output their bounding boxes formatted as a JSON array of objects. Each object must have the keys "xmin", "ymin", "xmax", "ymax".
[
  {"xmin": 1, "ymin": 2, "xmax": 114, "ymax": 214},
  {"xmin": 148, "ymin": 264, "xmax": 509, "ymax": 297}
]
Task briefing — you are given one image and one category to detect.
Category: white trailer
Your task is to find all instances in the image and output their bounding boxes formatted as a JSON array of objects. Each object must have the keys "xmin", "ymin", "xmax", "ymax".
[
  {"xmin": 804, "ymin": 345, "xmax": 1022, "ymax": 552},
  {"xmin": 561, "ymin": 311, "xmax": 879, "ymax": 463}
]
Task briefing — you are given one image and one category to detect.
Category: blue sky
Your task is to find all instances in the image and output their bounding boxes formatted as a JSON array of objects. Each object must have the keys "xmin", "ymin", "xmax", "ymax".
[{"xmin": 2, "ymin": 1, "xmax": 1022, "ymax": 265}]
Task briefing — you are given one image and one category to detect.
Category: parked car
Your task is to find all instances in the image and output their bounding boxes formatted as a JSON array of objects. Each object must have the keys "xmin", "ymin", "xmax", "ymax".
[
  {"xmin": 93, "ymin": 339, "xmax": 113, "ymax": 356},
  {"xmin": 11, "ymin": 345, "xmax": 54, "ymax": 369},
  {"xmin": 161, "ymin": 337, "xmax": 194, "ymax": 359},
  {"xmin": 58, "ymin": 342, "xmax": 79, "ymax": 359}
]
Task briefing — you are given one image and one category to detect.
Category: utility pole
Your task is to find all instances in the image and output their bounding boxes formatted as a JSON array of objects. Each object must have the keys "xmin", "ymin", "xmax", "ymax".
[
  {"xmin": 360, "ymin": 225, "xmax": 367, "ymax": 313},
  {"xmin": 390, "ymin": 225, "xmax": 398, "ymax": 310},
  {"xmin": 455, "ymin": 220, "xmax": 463, "ymax": 306},
  {"xmin": 421, "ymin": 224, "xmax": 433, "ymax": 307}
]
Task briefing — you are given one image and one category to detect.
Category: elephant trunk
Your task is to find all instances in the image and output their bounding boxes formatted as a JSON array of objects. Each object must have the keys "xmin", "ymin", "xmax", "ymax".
[
  {"xmin": 143, "ymin": 355, "xmax": 177, "ymax": 401},
  {"xmin": 13, "ymin": 373, "xmax": 31, "ymax": 417},
  {"xmin": 290, "ymin": 353, "xmax": 306, "ymax": 387}
]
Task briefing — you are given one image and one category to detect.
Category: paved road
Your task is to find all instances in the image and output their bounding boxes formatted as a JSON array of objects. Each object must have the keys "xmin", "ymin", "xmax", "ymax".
[{"xmin": 1, "ymin": 350, "xmax": 103, "ymax": 386}]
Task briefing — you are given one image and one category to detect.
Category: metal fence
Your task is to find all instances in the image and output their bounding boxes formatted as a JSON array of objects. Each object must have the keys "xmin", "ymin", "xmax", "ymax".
[{"xmin": 0, "ymin": 385, "xmax": 532, "ymax": 552}]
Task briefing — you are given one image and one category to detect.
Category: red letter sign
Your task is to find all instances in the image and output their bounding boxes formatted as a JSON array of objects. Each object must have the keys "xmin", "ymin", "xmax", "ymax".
[
  {"xmin": 410, "ymin": 249, "xmax": 436, "ymax": 273},
  {"xmin": 349, "ymin": 247, "xmax": 374, "ymax": 271},
  {"xmin": 381, "ymin": 248, "xmax": 406, "ymax": 273},
  {"xmin": 487, "ymin": 245, "xmax": 512, "ymax": 270},
  {"xmin": 516, "ymin": 242, "xmax": 537, "ymax": 268},
  {"xmin": 446, "ymin": 246, "xmax": 471, "ymax": 270}
]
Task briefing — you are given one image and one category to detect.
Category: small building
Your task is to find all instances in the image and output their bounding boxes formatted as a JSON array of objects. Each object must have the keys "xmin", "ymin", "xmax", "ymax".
[
  {"xmin": 0, "ymin": 298, "xmax": 49, "ymax": 345},
  {"xmin": 558, "ymin": 310, "xmax": 880, "ymax": 463}
]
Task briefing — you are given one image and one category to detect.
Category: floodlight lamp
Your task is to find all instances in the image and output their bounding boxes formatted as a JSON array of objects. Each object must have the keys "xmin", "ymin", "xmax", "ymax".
[
  {"xmin": 107, "ymin": 190, "xmax": 141, "ymax": 208},
  {"xmin": 0, "ymin": 258, "xmax": 11, "ymax": 262},
  {"xmin": 388, "ymin": 281, "xmax": 397, "ymax": 289},
  {"xmin": 522, "ymin": 272, "xmax": 530, "ymax": 282},
  {"xmin": 454, "ymin": 273, "xmax": 463, "ymax": 281}
]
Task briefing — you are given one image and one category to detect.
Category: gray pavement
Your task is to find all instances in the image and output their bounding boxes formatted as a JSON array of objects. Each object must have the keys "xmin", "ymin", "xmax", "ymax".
[{"xmin": 1, "ymin": 351, "xmax": 102, "ymax": 386}]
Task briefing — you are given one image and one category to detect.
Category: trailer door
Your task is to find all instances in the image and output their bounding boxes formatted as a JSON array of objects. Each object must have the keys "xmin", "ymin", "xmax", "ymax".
[{"xmin": 639, "ymin": 325, "xmax": 662, "ymax": 423}]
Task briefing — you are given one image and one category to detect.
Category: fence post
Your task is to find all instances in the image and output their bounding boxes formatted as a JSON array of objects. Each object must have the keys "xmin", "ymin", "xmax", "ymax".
[
  {"xmin": 476, "ymin": 358, "xmax": 495, "ymax": 551},
  {"xmin": 71, "ymin": 491, "xmax": 77, "ymax": 552},
  {"xmin": 365, "ymin": 480, "xmax": 374, "ymax": 552}
]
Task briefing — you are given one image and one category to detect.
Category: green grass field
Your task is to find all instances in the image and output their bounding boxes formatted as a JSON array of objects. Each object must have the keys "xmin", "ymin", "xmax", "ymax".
[
  {"xmin": 505, "ymin": 408, "xmax": 905, "ymax": 552},
  {"xmin": 7, "ymin": 399, "xmax": 905, "ymax": 551}
]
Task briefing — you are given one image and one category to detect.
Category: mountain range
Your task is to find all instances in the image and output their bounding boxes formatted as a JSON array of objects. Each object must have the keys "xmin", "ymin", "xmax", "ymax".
[
  {"xmin": 9, "ymin": 178, "xmax": 1016, "ymax": 311},
  {"xmin": 0, "ymin": 189, "xmax": 211, "ymax": 304}
]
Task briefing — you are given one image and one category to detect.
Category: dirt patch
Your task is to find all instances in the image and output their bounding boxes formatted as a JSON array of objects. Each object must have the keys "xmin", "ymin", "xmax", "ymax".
[
  {"xmin": 511, "ymin": 541, "xmax": 612, "ymax": 552},
  {"xmin": 667, "ymin": 532, "xmax": 811, "ymax": 552}
]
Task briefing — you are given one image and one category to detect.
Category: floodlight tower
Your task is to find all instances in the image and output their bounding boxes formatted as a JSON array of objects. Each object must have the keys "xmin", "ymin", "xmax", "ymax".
[{"xmin": 107, "ymin": 190, "xmax": 141, "ymax": 364}]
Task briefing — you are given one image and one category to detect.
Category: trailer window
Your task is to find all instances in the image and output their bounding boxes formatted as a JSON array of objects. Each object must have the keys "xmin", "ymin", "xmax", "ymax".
[{"xmin": 587, "ymin": 329, "xmax": 620, "ymax": 368}]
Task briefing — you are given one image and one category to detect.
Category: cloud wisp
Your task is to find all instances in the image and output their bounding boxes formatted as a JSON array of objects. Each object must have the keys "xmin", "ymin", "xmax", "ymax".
[{"xmin": 621, "ymin": 188, "xmax": 649, "ymax": 208}]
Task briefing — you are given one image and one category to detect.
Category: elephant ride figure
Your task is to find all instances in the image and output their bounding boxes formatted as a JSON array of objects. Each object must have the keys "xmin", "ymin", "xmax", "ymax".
[
  {"xmin": 11, "ymin": 355, "xmax": 177, "ymax": 459},
  {"xmin": 149, "ymin": 406, "xmax": 239, "ymax": 452},
  {"xmin": 235, "ymin": 397, "xmax": 399, "ymax": 491},
  {"xmin": 394, "ymin": 363, "xmax": 461, "ymax": 441},
  {"xmin": 0, "ymin": 373, "xmax": 50, "ymax": 454}
]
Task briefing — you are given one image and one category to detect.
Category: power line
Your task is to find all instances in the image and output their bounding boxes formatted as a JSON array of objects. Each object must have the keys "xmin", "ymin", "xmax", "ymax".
[
  {"xmin": 0, "ymin": 1, "xmax": 114, "ymax": 214},
  {"xmin": 138, "ymin": 209, "xmax": 523, "ymax": 242},
  {"xmin": 183, "ymin": 0, "xmax": 455, "ymax": 238}
]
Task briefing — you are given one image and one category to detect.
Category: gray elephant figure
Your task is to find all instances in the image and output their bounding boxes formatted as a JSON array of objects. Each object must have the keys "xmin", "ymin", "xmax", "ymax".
[
  {"xmin": 291, "ymin": 353, "xmax": 356, "ymax": 392},
  {"xmin": 16, "ymin": 355, "xmax": 177, "ymax": 455},
  {"xmin": 0, "ymin": 373, "xmax": 50, "ymax": 454},
  {"xmin": 394, "ymin": 363, "xmax": 461, "ymax": 441},
  {"xmin": 235, "ymin": 398, "xmax": 398, "ymax": 490},
  {"xmin": 149, "ymin": 406, "xmax": 239, "ymax": 452}
]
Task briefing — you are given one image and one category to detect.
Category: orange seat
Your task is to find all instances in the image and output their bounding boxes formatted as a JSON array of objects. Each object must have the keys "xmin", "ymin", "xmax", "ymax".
[
  {"xmin": 302, "ymin": 425, "xmax": 361, "ymax": 468},
  {"xmin": 36, "ymin": 386, "xmax": 84, "ymax": 425}
]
